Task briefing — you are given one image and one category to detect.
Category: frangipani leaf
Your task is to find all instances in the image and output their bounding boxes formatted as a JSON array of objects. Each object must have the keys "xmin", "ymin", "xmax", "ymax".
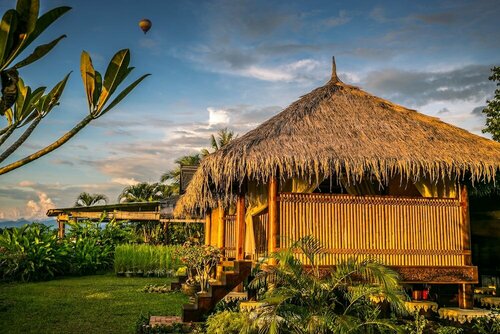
[
  {"xmin": 5, "ymin": 108, "xmax": 13, "ymax": 125},
  {"xmin": 13, "ymin": 34, "xmax": 66, "ymax": 69},
  {"xmin": 98, "ymin": 49, "xmax": 130, "ymax": 110},
  {"xmin": 0, "ymin": 10, "xmax": 18, "ymax": 67},
  {"xmin": 80, "ymin": 50, "xmax": 95, "ymax": 111},
  {"xmin": 92, "ymin": 70, "xmax": 102, "ymax": 108},
  {"xmin": 3, "ymin": 6, "xmax": 70, "ymax": 69},
  {"xmin": 100, "ymin": 73, "xmax": 150, "ymax": 115},
  {"xmin": 16, "ymin": 0, "xmax": 39, "ymax": 35},
  {"xmin": 45, "ymin": 72, "xmax": 70, "ymax": 112}
]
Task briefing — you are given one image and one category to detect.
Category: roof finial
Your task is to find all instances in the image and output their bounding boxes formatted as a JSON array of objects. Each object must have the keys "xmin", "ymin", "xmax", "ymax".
[{"xmin": 331, "ymin": 56, "xmax": 339, "ymax": 82}]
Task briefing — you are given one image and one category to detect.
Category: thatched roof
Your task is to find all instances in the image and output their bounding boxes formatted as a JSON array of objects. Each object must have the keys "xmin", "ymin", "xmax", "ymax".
[{"xmin": 175, "ymin": 58, "xmax": 500, "ymax": 216}]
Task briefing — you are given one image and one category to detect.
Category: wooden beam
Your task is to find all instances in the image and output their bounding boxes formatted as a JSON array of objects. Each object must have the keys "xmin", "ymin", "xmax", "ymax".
[
  {"xmin": 268, "ymin": 176, "xmax": 278, "ymax": 263},
  {"xmin": 304, "ymin": 265, "xmax": 478, "ymax": 284},
  {"xmin": 205, "ymin": 210, "xmax": 212, "ymax": 246},
  {"xmin": 236, "ymin": 194, "xmax": 246, "ymax": 260}
]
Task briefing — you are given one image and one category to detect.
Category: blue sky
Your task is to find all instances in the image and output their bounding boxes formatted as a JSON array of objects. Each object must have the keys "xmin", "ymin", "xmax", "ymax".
[{"xmin": 0, "ymin": 0, "xmax": 499, "ymax": 220}]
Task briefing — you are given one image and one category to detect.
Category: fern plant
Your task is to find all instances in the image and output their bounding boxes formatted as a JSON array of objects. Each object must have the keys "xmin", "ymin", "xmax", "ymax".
[{"xmin": 246, "ymin": 236, "xmax": 407, "ymax": 334}]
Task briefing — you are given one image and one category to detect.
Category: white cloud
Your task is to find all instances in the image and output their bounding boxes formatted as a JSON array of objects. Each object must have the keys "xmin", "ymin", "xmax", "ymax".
[
  {"xmin": 208, "ymin": 107, "xmax": 230, "ymax": 127},
  {"xmin": 0, "ymin": 192, "xmax": 56, "ymax": 220},
  {"xmin": 25, "ymin": 192, "xmax": 56, "ymax": 220},
  {"xmin": 111, "ymin": 177, "xmax": 140, "ymax": 186}
]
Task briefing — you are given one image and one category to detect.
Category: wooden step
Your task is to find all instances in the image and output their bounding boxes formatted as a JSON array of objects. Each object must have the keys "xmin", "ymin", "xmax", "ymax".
[{"xmin": 181, "ymin": 260, "xmax": 253, "ymax": 322}]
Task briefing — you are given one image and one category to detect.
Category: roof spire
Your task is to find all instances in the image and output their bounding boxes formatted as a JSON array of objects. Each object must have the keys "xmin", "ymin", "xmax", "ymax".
[{"xmin": 331, "ymin": 56, "xmax": 340, "ymax": 83}]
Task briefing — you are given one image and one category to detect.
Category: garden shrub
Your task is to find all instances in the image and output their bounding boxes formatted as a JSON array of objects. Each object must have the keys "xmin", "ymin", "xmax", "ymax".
[
  {"xmin": 0, "ymin": 224, "xmax": 68, "ymax": 281},
  {"xmin": 205, "ymin": 310, "xmax": 255, "ymax": 334},
  {"xmin": 0, "ymin": 220, "xmax": 135, "ymax": 281}
]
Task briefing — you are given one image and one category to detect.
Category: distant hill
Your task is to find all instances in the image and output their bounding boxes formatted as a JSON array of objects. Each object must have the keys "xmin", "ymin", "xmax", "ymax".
[{"xmin": 0, "ymin": 218, "xmax": 58, "ymax": 229}]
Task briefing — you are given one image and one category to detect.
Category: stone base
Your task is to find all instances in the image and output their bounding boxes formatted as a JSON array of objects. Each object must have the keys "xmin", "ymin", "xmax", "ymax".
[
  {"xmin": 438, "ymin": 307, "xmax": 495, "ymax": 324},
  {"xmin": 480, "ymin": 296, "xmax": 500, "ymax": 308},
  {"xmin": 149, "ymin": 316, "xmax": 182, "ymax": 327}
]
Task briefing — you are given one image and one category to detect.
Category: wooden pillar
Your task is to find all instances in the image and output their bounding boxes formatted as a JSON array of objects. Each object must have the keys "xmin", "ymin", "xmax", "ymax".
[
  {"xmin": 268, "ymin": 176, "xmax": 279, "ymax": 263},
  {"xmin": 204, "ymin": 210, "xmax": 212, "ymax": 246},
  {"xmin": 236, "ymin": 194, "xmax": 246, "ymax": 260},
  {"xmin": 458, "ymin": 284, "xmax": 474, "ymax": 309},
  {"xmin": 57, "ymin": 214, "xmax": 67, "ymax": 239},
  {"xmin": 458, "ymin": 184, "xmax": 473, "ymax": 309},
  {"xmin": 217, "ymin": 207, "xmax": 226, "ymax": 251}
]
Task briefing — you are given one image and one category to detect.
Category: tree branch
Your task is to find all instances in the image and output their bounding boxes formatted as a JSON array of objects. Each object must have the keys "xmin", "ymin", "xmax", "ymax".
[
  {"xmin": 0, "ymin": 114, "xmax": 94, "ymax": 175},
  {"xmin": 0, "ymin": 116, "xmax": 42, "ymax": 163},
  {"xmin": 0, "ymin": 124, "xmax": 17, "ymax": 147}
]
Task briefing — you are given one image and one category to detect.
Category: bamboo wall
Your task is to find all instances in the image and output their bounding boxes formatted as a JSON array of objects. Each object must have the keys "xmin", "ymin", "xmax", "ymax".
[
  {"xmin": 278, "ymin": 193, "xmax": 466, "ymax": 266},
  {"xmin": 253, "ymin": 210, "xmax": 269, "ymax": 259},
  {"xmin": 224, "ymin": 215, "xmax": 236, "ymax": 259}
]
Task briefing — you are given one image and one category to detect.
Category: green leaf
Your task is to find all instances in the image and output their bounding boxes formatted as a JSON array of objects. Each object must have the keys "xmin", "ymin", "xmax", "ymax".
[
  {"xmin": 0, "ymin": 9, "xmax": 18, "ymax": 68},
  {"xmin": 16, "ymin": 0, "xmax": 39, "ymax": 34},
  {"xmin": 45, "ymin": 72, "xmax": 70, "ymax": 112},
  {"xmin": 80, "ymin": 51, "xmax": 96, "ymax": 110},
  {"xmin": 5, "ymin": 108, "xmax": 13, "ymax": 125},
  {"xmin": 92, "ymin": 70, "xmax": 102, "ymax": 108},
  {"xmin": 98, "ymin": 49, "xmax": 130, "ymax": 109},
  {"xmin": 13, "ymin": 34, "xmax": 66, "ymax": 69},
  {"xmin": 100, "ymin": 74, "xmax": 150, "ymax": 115},
  {"xmin": 7, "ymin": 5, "xmax": 71, "ymax": 67}
]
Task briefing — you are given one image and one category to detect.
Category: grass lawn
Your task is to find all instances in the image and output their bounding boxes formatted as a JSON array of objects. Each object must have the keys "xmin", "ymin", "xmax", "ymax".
[{"xmin": 0, "ymin": 273, "xmax": 188, "ymax": 334}]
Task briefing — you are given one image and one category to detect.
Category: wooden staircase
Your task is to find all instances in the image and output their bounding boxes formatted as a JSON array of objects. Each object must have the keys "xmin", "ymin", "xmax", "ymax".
[{"xmin": 182, "ymin": 260, "xmax": 253, "ymax": 322}]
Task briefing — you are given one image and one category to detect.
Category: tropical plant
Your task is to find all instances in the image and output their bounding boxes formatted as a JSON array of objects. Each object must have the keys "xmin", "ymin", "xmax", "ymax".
[
  {"xmin": 201, "ymin": 128, "xmax": 236, "ymax": 157},
  {"xmin": 69, "ymin": 237, "xmax": 112, "ymax": 275},
  {"xmin": 175, "ymin": 241, "xmax": 222, "ymax": 292},
  {"xmin": 160, "ymin": 153, "xmax": 201, "ymax": 193},
  {"xmin": 472, "ymin": 311, "xmax": 500, "ymax": 334},
  {"xmin": 0, "ymin": 0, "xmax": 149, "ymax": 175},
  {"xmin": 402, "ymin": 312, "xmax": 428, "ymax": 334},
  {"xmin": 166, "ymin": 222, "xmax": 204, "ymax": 245},
  {"xmin": 483, "ymin": 66, "xmax": 500, "ymax": 141},
  {"xmin": 118, "ymin": 182, "xmax": 170, "ymax": 203},
  {"xmin": 244, "ymin": 236, "xmax": 406, "ymax": 334},
  {"xmin": 74, "ymin": 192, "xmax": 108, "ymax": 207},
  {"xmin": 0, "ymin": 224, "xmax": 68, "ymax": 281},
  {"xmin": 206, "ymin": 310, "xmax": 256, "ymax": 334}
]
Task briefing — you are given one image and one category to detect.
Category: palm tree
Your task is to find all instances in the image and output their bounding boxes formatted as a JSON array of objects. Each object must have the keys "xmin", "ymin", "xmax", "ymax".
[
  {"xmin": 74, "ymin": 192, "xmax": 108, "ymax": 207},
  {"xmin": 160, "ymin": 154, "xmax": 201, "ymax": 195},
  {"xmin": 201, "ymin": 128, "xmax": 236, "ymax": 157},
  {"xmin": 244, "ymin": 236, "xmax": 406, "ymax": 334},
  {"xmin": 118, "ymin": 182, "xmax": 170, "ymax": 203}
]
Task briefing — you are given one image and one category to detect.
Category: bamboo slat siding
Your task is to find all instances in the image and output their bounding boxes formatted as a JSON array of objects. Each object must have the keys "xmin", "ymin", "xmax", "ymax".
[
  {"xmin": 224, "ymin": 215, "xmax": 236, "ymax": 259},
  {"xmin": 253, "ymin": 211, "xmax": 269, "ymax": 260},
  {"xmin": 278, "ymin": 193, "xmax": 466, "ymax": 266}
]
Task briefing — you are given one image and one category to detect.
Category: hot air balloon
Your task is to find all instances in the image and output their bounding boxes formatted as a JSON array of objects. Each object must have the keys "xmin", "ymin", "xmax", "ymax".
[{"xmin": 139, "ymin": 19, "xmax": 152, "ymax": 34}]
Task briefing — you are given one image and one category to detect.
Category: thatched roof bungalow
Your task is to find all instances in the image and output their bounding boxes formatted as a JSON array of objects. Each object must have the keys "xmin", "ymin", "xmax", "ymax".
[{"xmin": 176, "ymin": 59, "xmax": 500, "ymax": 318}]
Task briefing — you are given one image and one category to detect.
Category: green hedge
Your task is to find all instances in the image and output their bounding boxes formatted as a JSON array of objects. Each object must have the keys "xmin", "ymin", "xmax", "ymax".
[{"xmin": 114, "ymin": 244, "xmax": 182, "ymax": 277}]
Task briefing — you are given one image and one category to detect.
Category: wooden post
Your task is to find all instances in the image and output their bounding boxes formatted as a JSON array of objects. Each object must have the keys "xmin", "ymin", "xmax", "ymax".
[
  {"xmin": 217, "ymin": 207, "xmax": 226, "ymax": 253},
  {"xmin": 205, "ymin": 210, "xmax": 212, "ymax": 246},
  {"xmin": 236, "ymin": 194, "xmax": 246, "ymax": 260},
  {"xmin": 268, "ymin": 176, "xmax": 279, "ymax": 264},
  {"xmin": 458, "ymin": 184, "xmax": 473, "ymax": 309},
  {"xmin": 57, "ymin": 214, "xmax": 68, "ymax": 239}
]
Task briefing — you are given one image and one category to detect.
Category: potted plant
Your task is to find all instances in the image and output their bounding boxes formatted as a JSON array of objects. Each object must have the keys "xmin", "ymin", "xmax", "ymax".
[{"xmin": 176, "ymin": 242, "xmax": 222, "ymax": 295}]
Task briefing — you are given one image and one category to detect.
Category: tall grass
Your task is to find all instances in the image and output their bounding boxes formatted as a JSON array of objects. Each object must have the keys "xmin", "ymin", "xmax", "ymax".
[{"xmin": 114, "ymin": 244, "xmax": 182, "ymax": 276}]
